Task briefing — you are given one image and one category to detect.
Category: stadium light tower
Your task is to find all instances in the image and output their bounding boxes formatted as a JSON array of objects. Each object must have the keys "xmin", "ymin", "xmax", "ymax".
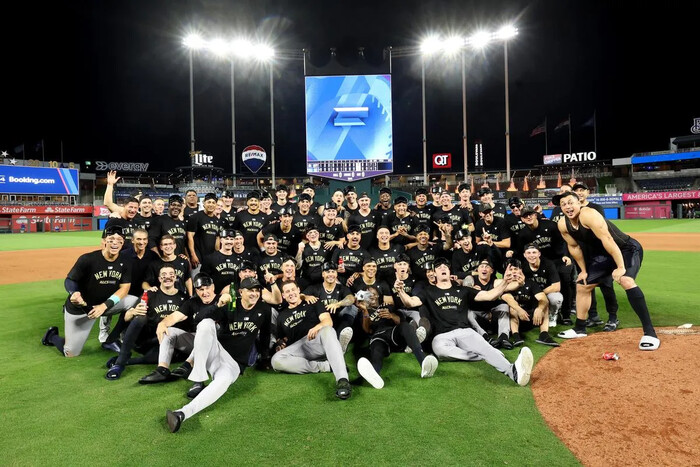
[
  {"xmin": 420, "ymin": 35, "xmax": 442, "ymax": 185},
  {"xmin": 183, "ymin": 34, "xmax": 205, "ymax": 153},
  {"xmin": 496, "ymin": 25, "xmax": 518, "ymax": 180}
]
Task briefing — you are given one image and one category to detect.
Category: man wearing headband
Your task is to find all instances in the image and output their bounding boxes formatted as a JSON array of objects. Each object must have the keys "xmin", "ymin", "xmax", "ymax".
[
  {"xmin": 149, "ymin": 194, "xmax": 188, "ymax": 256},
  {"xmin": 164, "ymin": 276, "xmax": 270, "ymax": 432},
  {"xmin": 186, "ymin": 193, "xmax": 223, "ymax": 272},
  {"xmin": 42, "ymin": 226, "xmax": 140, "ymax": 358}
]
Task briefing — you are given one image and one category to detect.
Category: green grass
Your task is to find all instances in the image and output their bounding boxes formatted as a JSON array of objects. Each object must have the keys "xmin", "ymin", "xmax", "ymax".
[
  {"xmin": 0, "ymin": 230, "xmax": 101, "ymax": 251},
  {"xmin": 610, "ymin": 219, "xmax": 700, "ymax": 233},
  {"xmin": 2, "ymin": 250, "xmax": 698, "ymax": 465}
]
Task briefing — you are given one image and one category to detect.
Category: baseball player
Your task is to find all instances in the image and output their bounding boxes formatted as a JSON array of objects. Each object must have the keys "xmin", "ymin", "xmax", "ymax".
[
  {"xmin": 553, "ymin": 192, "xmax": 659, "ymax": 350},
  {"xmin": 476, "ymin": 187, "xmax": 508, "ymax": 219},
  {"xmin": 343, "ymin": 186, "xmax": 359, "ymax": 217},
  {"xmin": 344, "ymin": 192, "xmax": 381, "ymax": 250},
  {"xmin": 183, "ymin": 189, "xmax": 200, "ymax": 220},
  {"xmin": 356, "ymin": 285, "xmax": 439, "ymax": 389},
  {"xmin": 409, "ymin": 187, "xmax": 436, "ymax": 225},
  {"xmin": 316, "ymin": 203, "xmax": 345, "ymax": 250},
  {"xmin": 271, "ymin": 185, "xmax": 291, "ymax": 213},
  {"xmin": 405, "ymin": 223, "xmax": 453, "ymax": 284},
  {"xmin": 186, "ymin": 192, "xmax": 222, "ymax": 272},
  {"xmin": 292, "ymin": 193, "xmax": 321, "ymax": 232},
  {"xmin": 331, "ymin": 224, "xmax": 371, "ymax": 283},
  {"xmin": 165, "ymin": 277, "xmax": 271, "ymax": 433},
  {"xmin": 258, "ymin": 206, "xmax": 303, "ymax": 256},
  {"xmin": 395, "ymin": 257, "xmax": 534, "ymax": 386},
  {"xmin": 271, "ymin": 280, "xmax": 352, "ymax": 400},
  {"xmin": 200, "ymin": 229, "xmax": 241, "ymax": 293},
  {"xmin": 42, "ymin": 226, "xmax": 139, "ymax": 357},
  {"xmin": 148, "ymin": 195, "xmax": 188, "ymax": 256},
  {"xmin": 522, "ymin": 243, "xmax": 564, "ymax": 328},
  {"xmin": 368, "ymin": 226, "xmax": 406, "ymax": 283},
  {"xmin": 144, "ymin": 234, "xmax": 192, "ymax": 295},
  {"xmin": 296, "ymin": 223, "xmax": 328, "ymax": 287}
]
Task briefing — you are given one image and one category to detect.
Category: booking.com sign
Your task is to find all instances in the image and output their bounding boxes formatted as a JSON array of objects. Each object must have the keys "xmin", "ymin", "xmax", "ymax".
[{"xmin": 432, "ymin": 153, "xmax": 452, "ymax": 169}]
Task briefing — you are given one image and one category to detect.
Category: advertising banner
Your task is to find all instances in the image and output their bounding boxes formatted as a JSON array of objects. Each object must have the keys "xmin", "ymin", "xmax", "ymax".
[
  {"xmin": 0, "ymin": 166, "xmax": 79, "ymax": 194},
  {"xmin": 0, "ymin": 205, "xmax": 93, "ymax": 215},
  {"xmin": 622, "ymin": 191, "xmax": 699, "ymax": 202}
]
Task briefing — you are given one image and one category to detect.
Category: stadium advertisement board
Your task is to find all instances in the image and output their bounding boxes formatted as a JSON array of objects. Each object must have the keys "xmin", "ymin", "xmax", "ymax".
[
  {"xmin": 623, "ymin": 190, "xmax": 700, "ymax": 201},
  {"xmin": 0, "ymin": 166, "xmax": 79, "ymax": 195},
  {"xmin": 305, "ymin": 74, "xmax": 393, "ymax": 182},
  {"xmin": 0, "ymin": 206, "xmax": 93, "ymax": 215}
]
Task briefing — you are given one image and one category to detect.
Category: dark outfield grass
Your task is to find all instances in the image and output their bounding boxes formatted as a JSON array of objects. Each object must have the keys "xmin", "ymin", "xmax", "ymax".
[{"xmin": 0, "ymin": 221, "xmax": 697, "ymax": 465}]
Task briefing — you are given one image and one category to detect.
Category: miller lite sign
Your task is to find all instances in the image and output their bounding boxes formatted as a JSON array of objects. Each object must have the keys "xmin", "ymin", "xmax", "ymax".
[
  {"xmin": 242, "ymin": 145, "xmax": 267, "ymax": 173},
  {"xmin": 190, "ymin": 151, "xmax": 213, "ymax": 167},
  {"xmin": 432, "ymin": 153, "xmax": 452, "ymax": 169}
]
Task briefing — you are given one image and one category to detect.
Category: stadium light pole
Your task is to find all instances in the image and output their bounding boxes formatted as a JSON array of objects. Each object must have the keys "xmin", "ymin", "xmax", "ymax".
[
  {"xmin": 497, "ymin": 26, "xmax": 518, "ymax": 181},
  {"xmin": 183, "ymin": 34, "xmax": 205, "ymax": 153},
  {"xmin": 420, "ymin": 36, "xmax": 442, "ymax": 186}
]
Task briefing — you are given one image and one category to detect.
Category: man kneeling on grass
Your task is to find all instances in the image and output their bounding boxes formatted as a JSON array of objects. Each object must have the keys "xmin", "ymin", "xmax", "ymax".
[
  {"xmin": 271, "ymin": 280, "xmax": 352, "ymax": 400},
  {"xmin": 165, "ymin": 277, "xmax": 270, "ymax": 433}
]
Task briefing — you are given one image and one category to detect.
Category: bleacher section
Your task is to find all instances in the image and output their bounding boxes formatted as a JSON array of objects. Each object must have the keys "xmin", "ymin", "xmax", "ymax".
[{"xmin": 635, "ymin": 177, "xmax": 696, "ymax": 192}]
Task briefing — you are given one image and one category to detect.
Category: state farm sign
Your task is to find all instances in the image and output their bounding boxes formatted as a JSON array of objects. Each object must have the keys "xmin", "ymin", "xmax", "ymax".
[{"xmin": 432, "ymin": 153, "xmax": 452, "ymax": 169}]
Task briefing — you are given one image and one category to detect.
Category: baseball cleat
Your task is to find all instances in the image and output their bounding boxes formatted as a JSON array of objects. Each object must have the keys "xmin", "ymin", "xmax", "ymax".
[
  {"xmin": 603, "ymin": 320, "xmax": 620, "ymax": 332},
  {"xmin": 513, "ymin": 347, "xmax": 534, "ymax": 386},
  {"xmin": 105, "ymin": 356, "xmax": 118, "ymax": 369},
  {"xmin": 42, "ymin": 326, "xmax": 58, "ymax": 346},
  {"xmin": 560, "ymin": 317, "xmax": 574, "ymax": 326},
  {"xmin": 497, "ymin": 333, "xmax": 514, "ymax": 350},
  {"xmin": 586, "ymin": 316, "xmax": 604, "ymax": 327},
  {"xmin": 335, "ymin": 378, "xmax": 352, "ymax": 400},
  {"xmin": 105, "ymin": 365, "xmax": 124, "ymax": 380},
  {"xmin": 639, "ymin": 335, "xmax": 660, "ymax": 351},
  {"xmin": 138, "ymin": 367, "xmax": 172, "ymax": 384},
  {"xmin": 166, "ymin": 410, "xmax": 185, "ymax": 433},
  {"xmin": 339, "ymin": 327, "xmax": 353, "ymax": 354},
  {"xmin": 557, "ymin": 328, "xmax": 588, "ymax": 339},
  {"xmin": 420, "ymin": 355, "xmax": 438, "ymax": 379},
  {"xmin": 171, "ymin": 362, "xmax": 192, "ymax": 379},
  {"xmin": 511, "ymin": 333, "xmax": 525, "ymax": 347},
  {"xmin": 101, "ymin": 341, "xmax": 121, "ymax": 353},
  {"xmin": 535, "ymin": 333, "xmax": 561, "ymax": 347},
  {"xmin": 186, "ymin": 382, "xmax": 205, "ymax": 399},
  {"xmin": 357, "ymin": 357, "xmax": 384, "ymax": 389},
  {"xmin": 416, "ymin": 326, "xmax": 427, "ymax": 343}
]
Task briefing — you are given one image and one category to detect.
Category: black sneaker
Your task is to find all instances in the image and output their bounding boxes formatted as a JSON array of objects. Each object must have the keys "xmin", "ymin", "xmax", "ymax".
[
  {"xmin": 535, "ymin": 333, "xmax": 561, "ymax": 347},
  {"xmin": 603, "ymin": 319, "xmax": 620, "ymax": 332},
  {"xmin": 166, "ymin": 410, "xmax": 185, "ymax": 433},
  {"xmin": 101, "ymin": 341, "xmax": 122, "ymax": 353},
  {"xmin": 42, "ymin": 326, "xmax": 58, "ymax": 346},
  {"xmin": 498, "ymin": 333, "xmax": 514, "ymax": 350},
  {"xmin": 511, "ymin": 333, "xmax": 524, "ymax": 347},
  {"xmin": 139, "ymin": 366, "xmax": 172, "ymax": 384},
  {"xmin": 335, "ymin": 378, "xmax": 352, "ymax": 400},
  {"xmin": 186, "ymin": 382, "xmax": 205, "ymax": 399},
  {"xmin": 105, "ymin": 356, "xmax": 118, "ymax": 369},
  {"xmin": 171, "ymin": 362, "xmax": 192, "ymax": 379},
  {"xmin": 586, "ymin": 316, "xmax": 604, "ymax": 327}
]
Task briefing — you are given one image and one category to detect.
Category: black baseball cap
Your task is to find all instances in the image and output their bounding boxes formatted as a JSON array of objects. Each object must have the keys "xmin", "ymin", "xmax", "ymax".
[
  {"xmin": 193, "ymin": 273, "xmax": 214, "ymax": 288},
  {"xmin": 523, "ymin": 243, "xmax": 540, "ymax": 251},
  {"xmin": 298, "ymin": 193, "xmax": 312, "ymax": 202},
  {"xmin": 415, "ymin": 187, "xmax": 428, "ymax": 196},
  {"xmin": 431, "ymin": 186, "xmax": 441, "ymax": 194},
  {"xmin": 395, "ymin": 253, "xmax": 410, "ymax": 264},
  {"xmin": 552, "ymin": 191, "xmax": 578, "ymax": 206},
  {"xmin": 379, "ymin": 187, "xmax": 392, "ymax": 195},
  {"xmin": 220, "ymin": 229, "xmax": 238, "ymax": 238},
  {"xmin": 477, "ymin": 187, "xmax": 493, "ymax": 197},
  {"xmin": 260, "ymin": 190, "xmax": 272, "ymax": 199},
  {"xmin": 276, "ymin": 185, "xmax": 288, "ymax": 192},
  {"xmin": 454, "ymin": 229, "xmax": 470, "ymax": 240},
  {"xmin": 394, "ymin": 196, "xmax": 408, "ymax": 205},
  {"xmin": 432, "ymin": 257, "xmax": 450, "ymax": 269},
  {"xmin": 358, "ymin": 192, "xmax": 370, "ymax": 199},
  {"xmin": 278, "ymin": 206, "xmax": 295, "ymax": 216},
  {"xmin": 220, "ymin": 190, "xmax": 234, "ymax": 198},
  {"xmin": 305, "ymin": 222, "xmax": 319, "ymax": 233},
  {"xmin": 263, "ymin": 233, "xmax": 278, "ymax": 243},
  {"xmin": 204, "ymin": 193, "xmax": 218, "ymax": 202},
  {"xmin": 102, "ymin": 225, "xmax": 124, "ymax": 238},
  {"xmin": 168, "ymin": 194, "xmax": 183, "ymax": 204},
  {"xmin": 324, "ymin": 201, "xmax": 337, "ymax": 210},
  {"xmin": 239, "ymin": 260, "xmax": 257, "ymax": 272},
  {"xmin": 479, "ymin": 203, "xmax": 493, "ymax": 214},
  {"xmin": 246, "ymin": 191, "xmax": 260, "ymax": 200},
  {"xmin": 572, "ymin": 182, "xmax": 589, "ymax": 191},
  {"xmin": 478, "ymin": 257, "xmax": 494, "ymax": 269},
  {"xmin": 344, "ymin": 185, "xmax": 356, "ymax": 194},
  {"xmin": 239, "ymin": 277, "xmax": 262, "ymax": 290},
  {"xmin": 303, "ymin": 182, "xmax": 315, "ymax": 190},
  {"xmin": 414, "ymin": 223, "xmax": 430, "ymax": 234},
  {"xmin": 508, "ymin": 196, "xmax": 523, "ymax": 208},
  {"xmin": 362, "ymin": 257, "xmax": 377, "ymax": 266},
  {"xmin": 347, "ymin": 224, "xmax": 362, "ymax": 234},
  {"xmin": 457, "ymin": 182, "xmax": 470, "ymax": 192},
  {"xmin": 321, "ymin": 262, "xmax": 338, "ymax": 271},
  {"xmin": 519, "ymin": 205, "xmax": 537, "ymax": 217}
]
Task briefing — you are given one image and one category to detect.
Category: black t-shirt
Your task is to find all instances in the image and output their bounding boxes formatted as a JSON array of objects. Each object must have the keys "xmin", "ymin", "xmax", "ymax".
[
  {"xmin": 229, "ymin": 210, "xmax": 269, "ymax": 250},
  {"xmin": 331, "ymin": 246, "xmax": 370, "ymax": 281},
  {"xmin": 585, "ymin": 201, "xmax": 605, "ymax": 216},
  {"xmin": 119, "ymin": 248, "xmax": 160, "ymax": 296},
  {"xmin": 504, "ymin": 213, "xmax": 526, "ymax": 237},
  {"xmin": 490, "ymin": 202, "xmax": 509, "ymax": 220},
  {"xmin": 271, "ymin": 201, "xmax": 291, "ymax": 214},
  {"xmin": 346, "ymin": 210, "xmax": 381, "ymax": 249},
  {"xmin": 468, "ymin": 275, "xmax": 504, "ymax": 312},
  {"xmin": 317, "ymin": 220, "xmax": 344, "ymax": 247},
  {"xmin": 549, "ymin": 206, "xmax": 565, "ymax": 224},
  {"xmin": 64, "ymin": 250, "xmax": 132, "ymax": 315},
  {"xmin": 416, "ymin": 284, "xmax": 479, "ymax": 335},
  {"xmin": 368, "ymin": 244, "xmax": 405, "ymax": 282},
  {"xmin": 104, "ymin": 217, "xmax": 136, "ymax": 246},
  {"xmin": 145, "ymin": 288, "xmax": 189, "ymax": 325},
  {"xmin": 180, "ymin": 295, "xmax": 223, "ymax": 332},
  {"xmin": 474, "ymin": 217, "xmax": 511, "ymax": 243},
  {"xmin": 149, "ymin": 215, "xmax": 187, "ymax": 256},
  {"xmin": 409, "ymin": 204, "xmax": 436, "ymax": 225},
  {"xmin": 186, "ymin": 211, "xmax": 223, "ymax": 260},
  {"xmin": 220, "ymin": 208, "xmax": 237, "ymax": 228},
  {"xmin": 145, "ymin": 256, "xmax": 191, "ymax": 294},
  {"xmin": 390, "ymin": 275, "xmax": 417, "ymax": 310},
  {"xmin": 227, "ymin": 248, "xmax": 261, "ymax": 287},
  {"xmin": 133, "ymin": 213, "xmax": 156, "ymax": 232},
  {"xmin": 292, "ymin": 211, "xmax": 321, "ymax": 232},
  {"xmin": 303, "ymin": 283, "xmax": 353, "ymax": 309},
  {"xmin": 276, "ymin": 301, "xmax": 325, "ymax": 345},
  {"xmin": 515, "ymin": 219, "xmax": 566, "ymax": 261},
  {"xmin": 183, "ymin": 205, "xmax": 199, "ymax": 221},
  {"xmin": 364, "ymin": 303, "xmax": 397, "ymax": 334},
  {"xmin": 300, "ymin": 243, "xmax": 328, "ymax": 285},
  {"xmin": 406, "ymin": 241, "xmax": 445, "ymax": 281},
  {"xmin": 201, "ymin": 251, "xmax": 240, "ymax": 293},
  {"xmin": 375, "ymin": 205, "xmax": 395, "ymax": 225},
  {"xmin": 350, "ymin": 277, "xmax": 392, "ymax": 298},
  {"xmin": 258, "ymin": 251, "xmax": 287, "ymax": 277},
  {"xmin": 451, "ymin": 247, "xmax": 487, "ymax": 280},
  {"xmin": 511, "ymin": 279, "xmax": 543, "ymax": 311},
  {"xmin": 384, "ymin": 213, "xmax": 415, "ymax": 246},
  {"xmin": 262, "ymin": 223, "xmax": 303, "ymax": 256},
  {"xmin": 432, "ymin": 205, "xmax": 472, "ymax": 234},
  {"xmin": 523, "ymin": 258, "xmax": 560, "ymax": 290}
]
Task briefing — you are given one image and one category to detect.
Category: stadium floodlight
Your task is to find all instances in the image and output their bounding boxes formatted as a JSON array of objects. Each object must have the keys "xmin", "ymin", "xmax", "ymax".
[
  {"xmin": 254, "ymin": 43, "xmax": 275, "ymax": 61},
  {"xmin": 468, "ymin": 31, "xmax": 492, "ymax": 49},
  {"xmin": 208, "ymin": 38, "xmax": 231, "ymax": 57},
  {"xmin": 420, "ymin": 36, "xmax": 443, "ymax": 55},
  {"xmin": 443, "ymin": 36, "xmax": 465, "ymax": 55},
  {"xmin": 496, "ymin": 25, "xmax": 518, "ymax": 40},
  {"xmin": 183, "ymin": 33, "xmax": 206, "ymax": 50},
  {"xmin": 231, "ymin": 39, "xmax": 254, "ymax": 58}
]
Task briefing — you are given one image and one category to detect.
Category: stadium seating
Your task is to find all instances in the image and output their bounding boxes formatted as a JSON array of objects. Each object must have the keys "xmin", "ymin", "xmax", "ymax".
[{"xmin": 635, "ymin": 177, "xmax": 696, "ymax": 192}]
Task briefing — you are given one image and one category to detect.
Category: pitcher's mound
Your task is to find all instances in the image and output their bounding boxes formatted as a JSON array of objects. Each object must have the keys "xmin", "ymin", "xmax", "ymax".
[{"xmin": 531, "ymin": 327, "xmax": 700, "ymax": 466}]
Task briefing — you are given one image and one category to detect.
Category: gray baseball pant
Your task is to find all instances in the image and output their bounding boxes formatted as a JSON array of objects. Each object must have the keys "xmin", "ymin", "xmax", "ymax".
[
  {"xmin": 62, "ymin": 295, "xmax": 139, "ymax": 357},
  {"xmin": 158, "ymin": 327, "xmax": 195, "ymax": 365},
  {"xmin": 547, "ymin": 292, "xmax": 563, "ymax": 320},
  {"xmin": 177, "ymin": 319, "xmax": 240, "ymax": 420},
  {"xmin": 271, "ymin": 326, "xmax": 348, "ymax": 381},
  {"xmin": 432, "ymin": 328, "xmax": 515, "ymax": 379},
  {"xmin": 467, "ymin": 304, "xmax": 510, "ymax": 336}
]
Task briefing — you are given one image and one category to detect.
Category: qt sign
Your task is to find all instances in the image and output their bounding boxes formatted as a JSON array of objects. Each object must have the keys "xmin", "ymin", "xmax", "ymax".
[{"xmin": 432, "ymin": 153, "xmax": 452, "ymax": 169}]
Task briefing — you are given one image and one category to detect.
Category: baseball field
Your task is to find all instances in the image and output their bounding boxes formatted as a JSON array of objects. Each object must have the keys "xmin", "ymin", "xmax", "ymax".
[{"xmin": 1, "ymin": 220, "xmax": 698, "ymax": 466}]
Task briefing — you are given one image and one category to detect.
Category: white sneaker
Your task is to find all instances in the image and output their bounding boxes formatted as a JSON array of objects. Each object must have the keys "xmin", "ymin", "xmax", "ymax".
[
  {"xmin": 557, "ymin": 328, "xmax": 587, "ymax": 339},
  {"xmin": 416, "ymin": 326, "xmax": 427, "ymax": 343},
  {"xmin": 316, "ymin": 360, "xmax": 332, "ymax": 373},
  {"xmin": 420, "ymin": 355, "xmax": 438, "ymax": 378},
  {"xmin": 639, "ymin": 335, "xmax": 660, "ymax": 351},
  {"xmin": 339, "ymin": 327, "xmax": 353, "ymax": 354},
  {"xmin": 513, "ymin": 347, "xmax": 534, "ymax": 386},
  {"xmin": 357, "ymin": 357, "xmax": 384, "ymax": 389}
]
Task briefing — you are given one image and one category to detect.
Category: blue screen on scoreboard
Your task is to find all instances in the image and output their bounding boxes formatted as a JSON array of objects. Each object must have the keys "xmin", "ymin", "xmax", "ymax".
[
  {"xmin": 305, "ymin": 74, "xmax": 393, "ymax": 182},
  {"xmin": 0, "ymin": 165, "xmax": 79, "ymax": 194}
]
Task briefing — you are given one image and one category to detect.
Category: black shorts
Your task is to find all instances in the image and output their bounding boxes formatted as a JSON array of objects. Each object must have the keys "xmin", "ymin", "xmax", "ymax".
[
  {"xmin": 517, "ymin": 308, "xmax": 537, "ymax": 332},
  {"xmin": 583, "ymin": 238, "xmax": 643, "ymax": 284}
]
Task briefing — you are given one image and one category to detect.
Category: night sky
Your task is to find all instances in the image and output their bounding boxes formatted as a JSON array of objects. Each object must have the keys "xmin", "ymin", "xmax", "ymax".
[{"xmin": 1, "ymin": 0, "xmax": 696, "ymax": 177}]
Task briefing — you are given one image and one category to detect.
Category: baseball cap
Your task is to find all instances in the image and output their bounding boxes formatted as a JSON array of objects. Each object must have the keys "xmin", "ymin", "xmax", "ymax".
[
  {"xmin": 324, "ymin": 201, "xmax": 337, "ymax": 210},
  {"xmin": 414, "ymin": 223, "xmax": 430, "ymax": 234},
  {"xmin": 395, "ymin": 253, "xmax": 410, "ymax": 264},
  {"xmin": 168, "ymin": 194, "xmax": 183, "ymax": 204},
  {"xmin": 523, "ymin": 243, "xmax": 540, "ymax": 251},
  {"xmin": 304, "ymin": 222, "xmax": 319, "ymax": 233},
  {"xmin": 432, "ymin": 257, "xmax": 450, "ymax": 269},
  {"xmin": 298, "ymin": 193, "xmax": 312, "ymax": 202},
  {"xmin": 102, "ymin": 225, "xmax": 124, "ymax": 238},
  {"xmin": 246, "ymin": 191, "xmax": 260, "ymax": 200},
  {"xmin": 260, "ymin": 190, "xmax": 272, "ymax": 199},
  {"xmin": 394, "ymin": 196, "xmax": 408, "ymax": 205},
  {"xmin": 572, "ymin": 182, "xmax": 589, "ymax": 191},
  {"xmin": 193, "ymin": 273, "xmax": 214, "ymax": 288},
  {"xmin": 321, "ymin": 262, "xmax": 338, "ymax": 271},
  {"xmin": 508, "ymin": 196, "xmax": 523, "ymax": 208},
  {"xmin": 431, "ymin": 186, "xmax": 441, "ymax": 194},
  {"xmin": 220, "ymin": 190, "xmax": 234, "ymax": 198},
  {"xmin": 477, "ymin": 187, "xmax": 493, "ymax": 197},
  {"xmin": 347, "ymin": 224, "xmax": 362, "ymax": 234},
  {"xmin": 358, "ymin": 192, "xmax": 370, "ymax": 199},
  {"xmin": 344, "ymin": 185, "xmax": 356, "ymax": 194},
  {"xmin": 276, "ymin": 185, "xmax": 288, "ymax": 193},
  {"xmin": 239, "ymin": 260, "xmax": 257, "ymax": 272},
  {"xmin": 552, "ymin": 191, "xmax": 578, "ymax": 206},
  {"xmin": 263, "ymin": 233, "xmax": 278, "ymax": 243},
  {"xmin": 204, "ymin": 193, "xmax": 218, "ymax": 202},
  {"xmin": 278, "ymin": 206, "xmax": 295, "ymax": 216},
  {"xmin": 519, "ymin": 205, "xmax": 537, "ymax": 217},
  {"xmin": 239, "ymin": 277, "xmax": 262, "ymax": 290},
  {"xmin": 505, "ymin": 258, "xmax": 523, "ymax": 270},
  {"xmin": 303, "ymin": 182, "xmax": 315, "ymax": 190},
  {"xmin": 219, "ymin": 229, "xmax": 238, "ymax": 238},
  {"xmin": 454, "ymin": 229, "xmax": 470, "ymax": 240},
  {"xmin": 415, "ymin": 187, "xmax": 428, "ymax": 196},
  {"xmin": 362, "ymin": 257, "xmax": 377, "ymax": 266},
  {"xmin": 422, "ymin": 261, "xmax": 434, "ymax": 271},
  {"xmin": 478, "ymin": 257, "xmax": 494, "ymax": 269},
  {"xmin": 479, "ymin": 203, "xmax": 493, "ymax": 214},
  {"xmin": 379, "ymin": 187, "xmax": 392, "ymax": 195},
  {"xmin": 457, "ymin": 182, "xmax": 470, "ymax": 192}
]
